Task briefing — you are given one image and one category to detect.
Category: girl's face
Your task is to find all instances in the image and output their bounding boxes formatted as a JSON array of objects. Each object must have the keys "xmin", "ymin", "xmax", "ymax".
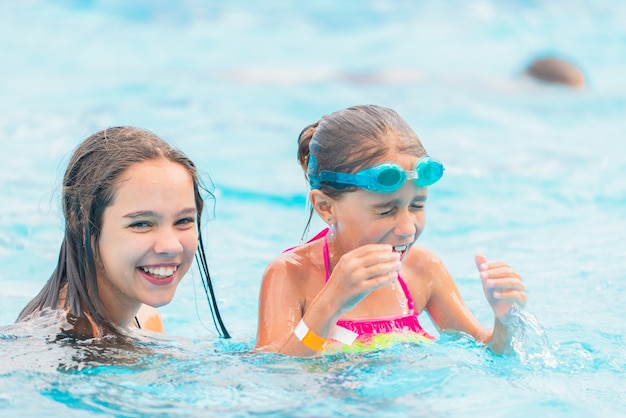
[
  {"xmin": 96, "ymin": 158, "xmax": 198, "ymax": 327},
  {"xmin": 330, "ymin": 153, "xmax": 428, "ymax": 260}
]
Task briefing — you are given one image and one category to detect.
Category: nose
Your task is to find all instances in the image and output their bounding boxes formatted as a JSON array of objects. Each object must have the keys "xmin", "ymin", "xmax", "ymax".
[
  {"xmin": 153, "ymin": 227, "xmax": 184, "ymax": 257},
  {"xmin": 394, "ymin": 209, "xmax": 418, "ymax": 240}
]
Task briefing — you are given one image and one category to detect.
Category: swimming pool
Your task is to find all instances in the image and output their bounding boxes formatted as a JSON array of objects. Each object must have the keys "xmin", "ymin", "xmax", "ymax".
[{"xmin": 1, "ymin": 1, "xmax": 625, "ymax": 416}]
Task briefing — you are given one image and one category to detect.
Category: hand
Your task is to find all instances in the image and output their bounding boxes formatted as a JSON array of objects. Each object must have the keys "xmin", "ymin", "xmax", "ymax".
[
  {"xmin": 475, "ymin": 254, "xmax": 526, "ymax": 324},
  {"xmin": 325, "ymin": 244, "xmax": 401, "ymax": 316}
]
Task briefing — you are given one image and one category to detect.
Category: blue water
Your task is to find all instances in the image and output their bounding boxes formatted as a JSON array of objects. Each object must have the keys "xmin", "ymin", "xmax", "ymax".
[{"xmin": 1, "ymin": 1, "xmax": 625, "ymax": 416}]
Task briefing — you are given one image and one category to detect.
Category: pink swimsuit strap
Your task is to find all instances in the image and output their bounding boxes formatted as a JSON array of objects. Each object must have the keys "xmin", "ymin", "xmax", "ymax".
[{"xmin": 287, "ymin": 228, "xmax": 432, "ymax": 340}]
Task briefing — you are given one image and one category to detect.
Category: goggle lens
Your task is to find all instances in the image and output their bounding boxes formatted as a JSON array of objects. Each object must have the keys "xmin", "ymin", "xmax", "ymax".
[
  {"xmin": 415, "ymin": 158, "xmax": 444, "ymax": 187},
  {"xmin": 376, "ymin": 168, "xmax": 404, "ymax": 188}
]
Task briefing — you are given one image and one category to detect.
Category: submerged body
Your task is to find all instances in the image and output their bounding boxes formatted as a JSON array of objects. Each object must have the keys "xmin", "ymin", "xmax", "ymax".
[{"xmin": 16, "ymin": 127, "xmax": 228, "ymax": 340}]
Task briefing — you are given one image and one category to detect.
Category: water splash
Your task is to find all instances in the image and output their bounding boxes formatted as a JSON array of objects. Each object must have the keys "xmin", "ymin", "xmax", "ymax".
[{"xmin": 508, "ymin": 305, "xmax": 558, "ymax": 368}]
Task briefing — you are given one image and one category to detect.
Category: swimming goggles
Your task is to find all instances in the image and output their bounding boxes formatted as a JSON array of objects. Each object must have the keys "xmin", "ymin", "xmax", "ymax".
[{"xmin": 310, "ymin": 156, "xmax": 444, "ymax": 193}]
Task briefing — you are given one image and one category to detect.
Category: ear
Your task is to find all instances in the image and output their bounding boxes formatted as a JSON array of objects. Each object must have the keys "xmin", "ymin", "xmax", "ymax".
[{"xmin": 309, "ymin": 190, "xmax": 335, "ymax": 225}]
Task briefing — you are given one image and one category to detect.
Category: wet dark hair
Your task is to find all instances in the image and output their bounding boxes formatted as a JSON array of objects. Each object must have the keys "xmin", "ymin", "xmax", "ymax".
[
  {"xmin": 297, "ymin": 105, "xmax": 427, "ymax": 233},
  {"xmin": 17, "ymin": 127, "xmax": 229, "ymax": 339}
]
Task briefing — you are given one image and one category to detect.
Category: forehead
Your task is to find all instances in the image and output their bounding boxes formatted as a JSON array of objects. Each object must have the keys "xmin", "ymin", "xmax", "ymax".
[
  {"xmin": 112, "ymin": 159, "xmax": 195, "ymax": 201},
  {"xmin": 374, "ymin": 151, "xmax": 420, "ymax": 170},
  {"xmin": 117, "ymin": 158, "xmax": 187, "ymax": 180}
]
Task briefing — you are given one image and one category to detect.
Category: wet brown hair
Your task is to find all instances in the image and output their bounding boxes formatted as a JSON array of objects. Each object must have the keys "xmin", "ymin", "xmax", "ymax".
[
  {"xmin": 297, "ymin": 105, "xmax": 427, "ymax": 234},
  {"xmin": 17, "ymin": 127, "xmax": 229, "ymax": 338}
]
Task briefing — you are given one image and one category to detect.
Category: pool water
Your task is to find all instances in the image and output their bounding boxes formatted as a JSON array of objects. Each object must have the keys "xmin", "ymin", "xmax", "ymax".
[{"xmin": 1, "ymin": 1, "xmax": 625, "ymax": 416}]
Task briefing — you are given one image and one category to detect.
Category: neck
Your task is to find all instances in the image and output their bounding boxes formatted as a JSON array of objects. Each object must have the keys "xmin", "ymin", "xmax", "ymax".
[
  {"xmin": 100, "ymin": 303, "xmax": 140, "ymax": 330},
  {"xmin": 324, "ymin": 229, "xmax": 345, "ymax": 275}
]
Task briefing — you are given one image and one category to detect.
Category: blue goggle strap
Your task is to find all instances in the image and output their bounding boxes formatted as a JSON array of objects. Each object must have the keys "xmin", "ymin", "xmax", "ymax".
[
  {"xmin": 310, "ymin": 156, "xmax": 444, "ymax": 191},
  {"xmin": 315, "ymin": 169, "xmax": 382, "ymax": 191}
]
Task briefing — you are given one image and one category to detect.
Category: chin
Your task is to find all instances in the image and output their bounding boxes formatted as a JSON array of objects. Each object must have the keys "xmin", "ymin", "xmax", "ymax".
[{"xmin": 143, "ymin": 294, "xmax": 176, "ymax": 308}]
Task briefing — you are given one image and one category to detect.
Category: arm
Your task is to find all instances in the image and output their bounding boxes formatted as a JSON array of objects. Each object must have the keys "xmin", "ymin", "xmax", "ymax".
[
  {"xmin": 255, "ymin": 244, "xmax": 401, "ymax": 356},
  {"xmin": 419, "ymin": 251, "xmax": 492, "ymax": 344},
  {"xmin": 420, "ymin": 250, "xmax": 525, "ymax": 354},
  {"xmin": 254, "ymin": 255, "xmax": 322, "ymax": 356},
  {"xmin": 475, "ymin": 253, "xmax": 526, "ymax": 354}
]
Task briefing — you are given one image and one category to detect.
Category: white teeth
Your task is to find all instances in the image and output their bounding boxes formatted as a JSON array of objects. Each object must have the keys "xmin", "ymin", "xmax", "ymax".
[
  {"xmin": 141, "ymin": 266, "xmax": 177, "ymax": 278},
  {"xmin": 393, "ymin": 245, "xmax": 408, "ymax": 253}
]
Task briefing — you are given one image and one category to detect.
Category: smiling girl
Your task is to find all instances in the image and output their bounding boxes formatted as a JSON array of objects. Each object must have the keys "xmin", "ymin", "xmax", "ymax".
[
  {"xmin": 255, "ymin": 105, "xmax": 525, "ymax": 356},
  {"xmin": 17, "ymin": 127, "xmax": 229, "ymax": 340}
]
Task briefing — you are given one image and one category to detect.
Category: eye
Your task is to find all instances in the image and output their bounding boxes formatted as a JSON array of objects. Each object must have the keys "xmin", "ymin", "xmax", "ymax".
[
  {"xmin": 377, "ymin": 207, "xmax": 397, "ymax": 217},
  {"xmin": 176, "ymin": 217, "xmax": 196, "ymax": 227},
  {"xmin": 129, "ymin": 220, "xmax": 152, "ymax": 229}
]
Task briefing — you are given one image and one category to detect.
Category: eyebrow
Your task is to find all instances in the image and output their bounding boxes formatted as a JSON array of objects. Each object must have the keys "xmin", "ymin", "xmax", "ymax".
[
  {"xmin": 372, "ymin": 195, "xmax": 427, "ymax": 208},
  {"xmin": 123, "ymin": 207, "xmax": 197, "ymax": 219}
]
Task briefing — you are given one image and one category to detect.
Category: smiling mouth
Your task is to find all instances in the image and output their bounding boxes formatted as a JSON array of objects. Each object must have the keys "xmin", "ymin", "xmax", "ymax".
[
  {"xmin": 140, "ymin": 265, "xmax": 178, "ymax": 279},
  {"xmin": 392, "ymin": 244, "xmax": 409, "ymax": 259}
]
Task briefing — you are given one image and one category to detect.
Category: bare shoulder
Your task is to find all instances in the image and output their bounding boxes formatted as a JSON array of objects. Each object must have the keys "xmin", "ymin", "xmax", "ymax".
[
  {"xmin": 136, "ymin": 304, "xmax": 165, "ymax": 333},
  {"xmin": 264, "ymin": 240, "xmax": 322, "ymax": 279},
  {"xmin": 260, "ymin": 239, "xmax": 325, "ymax": 298},
  {"xmin": 404, "ymin": 245, "xmax": 445, "ymax": 273},
  {"xmin": 401, "ymin": 245, "xmax": 451, "ymax": 312}
]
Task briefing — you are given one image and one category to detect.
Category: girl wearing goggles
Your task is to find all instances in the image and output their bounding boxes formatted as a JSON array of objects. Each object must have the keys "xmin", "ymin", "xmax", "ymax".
[{"xmin": 255, "ymin": 105, "xmax": 525, "ymax": 356}]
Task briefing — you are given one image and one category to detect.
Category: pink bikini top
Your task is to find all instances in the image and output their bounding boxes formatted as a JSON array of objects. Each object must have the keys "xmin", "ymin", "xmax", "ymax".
[{"xmin": 299, "ymin": 228, "xmax": 433, "ymax": 340}]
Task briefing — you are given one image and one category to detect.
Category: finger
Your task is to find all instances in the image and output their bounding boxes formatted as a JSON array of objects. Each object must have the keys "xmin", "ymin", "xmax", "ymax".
[
  {"xmin": 481, "ymin": 260, "xmax": 515, "ymax": 270},
  {"xmin": 352, "ymin": 244, "xmax": 399, "ymax": 266},
  {"xmin": 481, "ymin": 266, "xmax": 522, "ymax": 280},
  {"xmin": 486, "ymin": 278, "xmax": 525, "ymax": 292},
  {"xmin": 493, "ymin": 290, "xmax": 527, "ymax": 306},
  {"xmin": 352, "ymin": 243, "xmax": 395, "ymax": 256},
  {"xmin": 494, "ymin": 289, "xmax": 526, "ymax": 299},
  {"xmin": 366, "ymin": 271, "xmax": 399, "ymax": 289},
  {"xmin": 475, "ymin": 253, "xmax": 488, "ymax": 271},
  {"xmin": 360, "ymin": 259, "xmax": 402, "ymax": 281},
  {"xmin": 345, "ymin": 246, "xmax": 400, "ymax": 270}
]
